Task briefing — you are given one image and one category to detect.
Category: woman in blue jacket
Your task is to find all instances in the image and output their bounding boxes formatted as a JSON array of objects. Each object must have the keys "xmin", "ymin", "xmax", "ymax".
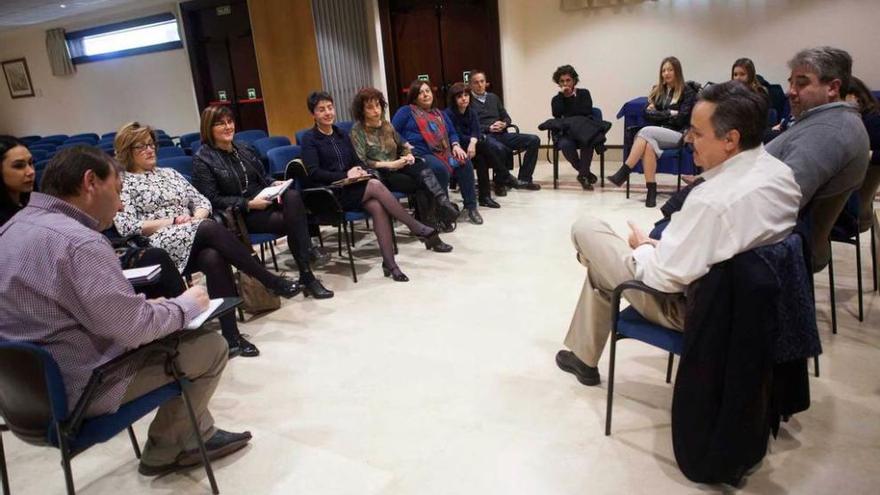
[{"xmin": 392, "ymin": 79, "xmax": 482, "ymax": 225}]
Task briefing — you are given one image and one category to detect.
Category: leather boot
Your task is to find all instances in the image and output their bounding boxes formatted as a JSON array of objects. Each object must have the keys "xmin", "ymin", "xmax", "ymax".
[
  {"xmin": 608, "ymin": 165, "xmax": 631, "ymax": 187},
  {"xmin": 420, "ymin": 168, "xmax": 458, "ymax": 223},
  {"xmin": 645, "ymin": 182, "xmax": 657, "ymax": 208}
]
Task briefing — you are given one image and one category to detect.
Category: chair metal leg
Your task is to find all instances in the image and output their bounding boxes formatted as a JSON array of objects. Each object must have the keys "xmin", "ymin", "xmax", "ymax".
[
  {"xmin": 259, "ymin": 244, "xmax": 266, "ymax": 265},
  {"xmin": 177, "ymin": 380, "xmax": 220, "ymax": 495},
  {"xmin": 317, "ymin": 228, "xmax": 324, "ymax": 248},
  {"xmin": 57, "ymin": 432, "xmax": 75, "ymax": 495},
  {"xmin": 127, "ymin": 426, "xmax": 142, "ymax": 459},
  {"xmin": 237, "ymin": 307, "xmax": 244, "ymax": 322},
  {"xmin": 813, "ymin": 355, "xmax": 820, "ymax": 378},
  {"xmin": 391, "ymin": 220, "xmax": 398, "ymax": 255},
  {"xmin": 599, "ymin": 151, "xmax": 605, "ymax": 188},
  {"xmin": 855, "ymin": 230, "xmax": 863, "ymax": 321},
  {"xmin": 625, "ymin": 176, "xmax": 630, "ymax": 199},
  {"xmin": 337, "ymin": 225, "xmax": 343, "ymax": 257},
  {"xmin": 828, "ymin": 253, "xmax": 837, "ymax": 334},
  {"xmin": 665, "ymin": 353, "xmax": 674, "ymax": 384},
  {"xmin": 605, "ymin": 333, "xmax": 618, "ymax": 436},
  {"xmin": 0, "ymin": 430, "xmax": 10, "ymax": 495},
  {"xmin": 343, "ymin": 222, "xmax": 357, "ymax": 283},
  {"xmin": 552, "ymin": 147, "xmax": 559, "ymax": 189},
  {"xmin": 870, "ymin": 222, "xmax": 877, "ymax": 291},
  {"xmin": 269, "ymin": 242, "xmax": 279, "ymax": 272}
]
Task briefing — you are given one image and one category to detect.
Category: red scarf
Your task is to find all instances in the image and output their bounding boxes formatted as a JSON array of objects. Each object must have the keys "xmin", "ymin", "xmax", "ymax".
[{"xmin": 411, "ymin": 104, "xmax": 453, "ymax": 172}]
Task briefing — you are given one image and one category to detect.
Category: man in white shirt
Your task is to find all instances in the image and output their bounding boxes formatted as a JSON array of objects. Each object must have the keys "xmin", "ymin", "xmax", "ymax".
[{"xmin": 557, "ymin": 81, "xmax": 802, "ymax": 386}]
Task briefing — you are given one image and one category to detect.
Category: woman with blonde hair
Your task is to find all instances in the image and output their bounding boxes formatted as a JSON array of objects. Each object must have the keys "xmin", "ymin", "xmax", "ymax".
[
  {"xmin": 608, "ymin": 56, "xmax": 697, "ymax": 207},
  {"xmin": 730, "ymin": 58, "xmax": 768, "ymax": 97},
  {"xmin": 114, "ymin": 121, "xmax": 302, "ymax": 357}
]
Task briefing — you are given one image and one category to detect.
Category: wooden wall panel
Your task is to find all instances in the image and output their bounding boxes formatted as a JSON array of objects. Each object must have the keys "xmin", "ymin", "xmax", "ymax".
[{"xmin": 248, "ymin": 0, "xmax": 323, "ymax": 140}]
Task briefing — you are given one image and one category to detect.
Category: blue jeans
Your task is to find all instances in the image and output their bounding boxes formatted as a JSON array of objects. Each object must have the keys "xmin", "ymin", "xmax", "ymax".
[{"xmin": 422, "ymin": 154, "xmax": 477, "ymax": 209}]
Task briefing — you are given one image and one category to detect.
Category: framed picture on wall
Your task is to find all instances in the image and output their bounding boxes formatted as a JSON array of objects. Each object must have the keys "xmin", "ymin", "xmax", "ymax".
[{"xmin": 2, "ymin": 58, "xmax": 35, "ymax": 99}]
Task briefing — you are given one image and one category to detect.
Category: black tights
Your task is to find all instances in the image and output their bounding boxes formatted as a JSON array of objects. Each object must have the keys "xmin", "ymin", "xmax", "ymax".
[
  {"xmin": 185, "ymin": 220, "xmax": 283, "ymax": 343},
  {"xmin": 245, "ymin": 189, "xmax": 314, "ymax": 282},
  {"xmin": 360, "ymin": 179, "xmax": 432, "ymax": 270}
]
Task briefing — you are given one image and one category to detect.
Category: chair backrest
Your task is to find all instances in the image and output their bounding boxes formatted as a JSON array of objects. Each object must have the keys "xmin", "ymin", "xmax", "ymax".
[
  {"xmin": 57, "ymin": 142, "xmax": 93, "ymax": 151},
  {"xmin": 336, "ymin": 121, "xmax": 354, "ymax": 135},
  {"xmin": 69, "ymin": 133, "xmax": 99, "ymax": 143},
  {"xmin": 253, "ymin": 136, "xmax": 292, "ymax": 159},
  {"xmin": 179, "ymin": 132, "xmax": 201, "ymax": 149},
  {"xmin": 29, "ymin": 143, "xmax": 56, "ymax": 152},
  {"xmin": 100, "ymin": 132, "xmax": 116, "ymax": 139},
  {"xmin": 158, "ymin": 156, "xmax": 194, "ymax": 179},
  {"xmin": 233, "ymin": 129, "xmax": 269, "ymax": 144},
  {"xmin": 19, "ymin": 135, "xmax": 41, "ymax": 144},
  {"xmin": 157, "ymin": 146, "xmax": 186, "ymax": 159},
  {"xmin": 808, "ymin": 189, "xmax": 853, "ymax": 271},
  {"xmin": 63, "ymin": 137, "xmax": 98, "ymax": 146},
  {"xmin": 0, "ymin": 342, "xmax": 68, "ymax": 446},
  {"xmin": 591, "ymin": 107, "xmax": 603, "ymax": 121},
  {"xmin": 42, "ymin": 134, "xmax": 69, "ymax": 143},
  {"xmin": 267, "ymin": 144, "xmax": 301, "ymax": 177},
  {"xmin": 29, "ymin": 149, "xmax": 49, "ymax": 161},
  {"xmin": 191, "ymin": 141, "xmax": 203, "ymax": 155},
  {"xmin": 295, "ymin": 128, "xmax": 310, "ymax": 145},
  {"xmin": 156, "ymin": 137, "xmax": 175, "ymax": 148}
]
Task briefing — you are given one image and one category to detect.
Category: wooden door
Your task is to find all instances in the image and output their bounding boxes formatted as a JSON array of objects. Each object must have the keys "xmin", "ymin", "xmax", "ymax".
[
  {"xmin": 181, "ymin": 0, "xmax": 268, "ymax": 132},
  {"xmin": 381, "ymin": 0, "xmax": 502, "ymax": 111}
]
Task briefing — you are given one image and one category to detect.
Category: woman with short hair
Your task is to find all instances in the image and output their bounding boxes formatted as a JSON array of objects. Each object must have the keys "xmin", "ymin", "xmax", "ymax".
[
  {"xmin": 114, "ymin": 122, "xmax": 302, "ymax": 357},
  {"xmin": 192, "ymin": 105, "xmax": 333, "ymax": 299},
  {"xmin": 608, "ymin": 56, "xmax": 697, "ymax": 207},
  {"xmin": 550, "ymin": 64, "xmax": 598, "ymax": 190}
]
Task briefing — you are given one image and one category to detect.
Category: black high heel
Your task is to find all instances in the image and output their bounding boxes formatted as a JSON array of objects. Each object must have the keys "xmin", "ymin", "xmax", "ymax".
[
  {"xmin": 382, "ymin": 263, "xmax": 409, "ymax": 282},
  {"xmin": 302, "ymin": 278, "xmax": 334, "ymax": 299},
  {"xmin": 418, "ymin": 229, "xmax": 453, "ymax": 253}
]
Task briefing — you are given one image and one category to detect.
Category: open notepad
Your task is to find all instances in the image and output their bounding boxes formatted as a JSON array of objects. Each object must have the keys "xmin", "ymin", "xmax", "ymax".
[
  {"xmin": 256, "ymin": 179, "xmax": 293, "ymax": 200},
  {"xmin": 123, "ymin": 265, "xmax": 161, "ymax": 285},
  {"xmin": 186, "ymin": 298, "xmax": 224, "ymax": 330}
]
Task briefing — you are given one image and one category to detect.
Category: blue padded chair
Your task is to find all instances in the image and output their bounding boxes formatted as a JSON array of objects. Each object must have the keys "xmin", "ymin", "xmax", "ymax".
[
  {"xmin": 29, "ymin": 143, "xmax": 56, "ymax": 153},
  {"xmin": 68, "ymin": 133, "xmax": 99, "ymax": 144},
  {"xmin": 603, "ymin": 235, "xmax": 820, "ymax": 436},
  {"xmin": 158, "ymin": 156, "xmax": 193, "ymax": 181},
  {"xmin": 233, "ymin": 129, "xmax": 268, "ymax": 144},
  {"xmin": 41, "ymin": 134, "xmax": 69, "ymax": 143},
  {"xmin": 63, "ymin": 137, "xmax": 97, "ymax": 147},
  {"xmin": 0, "ymin": 341, "xmax": 220, "ymax": 494},
  {"xmin": 295, "ymin": 128, "xmax": 309, "ymax": 145},
  {"xmin": 57, "ymin": 142, "xmax": 93, "ymax": 151},
  {"xmin": 267, "ymin": 145, "xmax": 301, "ymax": 178},
  {"xmin": 253, "ymin": 136, "xmax": 291, "ymax": 161},
  {"xmin": 19, "ymin": 135, "xmax": 41, "ymax": 145},
  {"xmin": 191, "ymin": 141, "xmax": 203, "ymax": 156},
  {"xmin": 157, "ymin": 146, "xmax": 186, "ymax": 159},
  {"xmin": 98, "ymin": 136, "xmax": 115, "ymax": 145},
  {"xmin": 548, "ymin": 106, "xmax": 611, "ymax": 189},
  {"xmin": 156, "ymin": 137, "xmax": 175, "ymax": 148},
  {"xmin": 336, "ymin": 121, "xmax": 354, "ymax": 135},
  {"xmin": 100, "ymin": 132, "xmax": 116, "ymax": 140},
  {"xmin": 284, "ymin": 158, "xmax": 396, "ymax": 282},
  {"xmin": 179, "ymin": 132, "xmax": 201, "ymax": 151},
  {"xmin": 29, "ymin": 149, "xmax": 49, "ymax": 162},
  {"xmin": 249, "ymin": 233, "xmax": 280, "ymax": 271}
]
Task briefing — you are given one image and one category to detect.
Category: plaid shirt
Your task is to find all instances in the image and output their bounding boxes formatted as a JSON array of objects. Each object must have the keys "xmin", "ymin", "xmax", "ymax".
[{"xmin": 0, "ymin": 193, "xmax": 202, "ymax": 417}]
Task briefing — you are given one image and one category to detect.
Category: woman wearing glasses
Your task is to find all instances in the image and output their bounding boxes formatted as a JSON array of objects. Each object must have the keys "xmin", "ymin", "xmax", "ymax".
[
  {"xmin": 192, "ymin": 105, "xmax": 333, "ymax": 299},
  {"xmin": 114, "ymin": 122, "xmax": 303, "ymax": 358}
]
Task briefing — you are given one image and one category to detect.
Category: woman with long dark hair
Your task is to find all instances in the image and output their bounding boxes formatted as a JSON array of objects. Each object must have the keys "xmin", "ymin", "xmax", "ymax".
[{"xmin": 0, "ymin": 135, "xmax": 34, "ymax": 226}]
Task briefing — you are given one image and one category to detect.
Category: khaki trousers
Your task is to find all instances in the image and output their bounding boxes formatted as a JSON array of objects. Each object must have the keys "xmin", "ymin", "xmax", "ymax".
[
  {"xmin": 563, "ymin": 216, "xmax": 687, "ymax": 367},
  {"xmin": 120, "ymin": 330, "xmax": 228, "ymax": 465}
]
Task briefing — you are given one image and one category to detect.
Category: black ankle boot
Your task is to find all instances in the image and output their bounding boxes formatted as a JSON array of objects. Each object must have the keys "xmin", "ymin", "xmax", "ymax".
[
  {"xmin": 270, "ymin": 276, "xmax": 303, "ymax": 298},
  {"xmin": 301, "ymin": 274, "xmax": 334, "ymax": 299},
  {"xmin": 382, "ymin": 263, "xmax": 409, "ymax": 282},
  {"xmin": 646, "ymin": 182, "xmax": 657, "ymax": 208},
  {"xmin": 418, "ymin": 229, "xmax": 453, "ymax": 252},
  {"xmin": 420, "ymin": 169, "xmax": 458, "ymax": 223},
  {"xmin": 608, "ymin": 165, "xmax": 631, "ymax": 187}
]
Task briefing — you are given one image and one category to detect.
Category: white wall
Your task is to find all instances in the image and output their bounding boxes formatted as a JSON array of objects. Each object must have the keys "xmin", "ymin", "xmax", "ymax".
[
  {"xmin": 498, "ymin": 0, "xmax": 880, "ymax": 144},
  {"xmin": 0, "ymin": 2, "xmax": 200, "ymax": 138}
]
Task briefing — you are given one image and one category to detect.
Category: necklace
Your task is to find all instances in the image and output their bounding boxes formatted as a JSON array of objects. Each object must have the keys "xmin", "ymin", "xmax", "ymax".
[{"xmin": 231, "ymin": 148, "xmax": 249, "ymax": 194}]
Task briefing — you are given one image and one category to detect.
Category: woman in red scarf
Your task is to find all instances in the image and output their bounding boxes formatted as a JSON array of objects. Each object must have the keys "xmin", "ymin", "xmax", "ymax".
[{"xmin": 392, "ymin": 80, "xmax": 482, "ymax": 225}]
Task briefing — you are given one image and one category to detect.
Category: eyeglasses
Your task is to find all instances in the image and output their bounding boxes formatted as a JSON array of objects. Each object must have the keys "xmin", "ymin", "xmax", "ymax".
[
  {"xmin": 212, "ymin": 119, "xmax": 235, "ymax": 128},
  {"xmin": 132, "ymin": 143, "xmax": 156, "ymax": 153}
]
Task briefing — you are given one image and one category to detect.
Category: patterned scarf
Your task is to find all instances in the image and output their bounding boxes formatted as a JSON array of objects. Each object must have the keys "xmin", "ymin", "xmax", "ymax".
[{"xmin": 410, "ymin": 104, "xmax": 453, "ymax": 172}]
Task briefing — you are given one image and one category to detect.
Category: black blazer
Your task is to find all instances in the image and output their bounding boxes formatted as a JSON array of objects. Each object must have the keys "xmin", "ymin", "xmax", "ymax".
[
  {"xmin": 645, "ymin": 82, "xmax": 698, "ymax": 131},
  {"xmin": 192, "ymin": 142, "xmax": 270, "ymax": 212},
  {"xmin": 300, "ymin": 125, "xmax": 363, "ymax": 188},
  {"xmin": 551, "ymin": 88, "xmax": 593, "ymax": 119}
]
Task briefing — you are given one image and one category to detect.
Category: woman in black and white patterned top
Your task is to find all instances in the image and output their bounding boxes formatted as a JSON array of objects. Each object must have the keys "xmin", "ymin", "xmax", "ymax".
[{"xmin": 113, "ymin": 122, "xmax": 302, "ymax": 357}]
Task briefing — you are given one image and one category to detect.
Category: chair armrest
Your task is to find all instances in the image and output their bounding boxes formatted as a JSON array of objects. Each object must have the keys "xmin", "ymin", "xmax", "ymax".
[
  {"xmin": 505, "ymin": 124, "xmax": 520, "ymax": 134},
  {"xmin": 300, "ymin": 186, "xmax": 345, "ymax": 223},
  {"xmin": 67, "ymin": 336, "xmax": 183, "ymax": 435},
  {"xmin": 610, "ymin": 280, "xmax": 679, "ymax": 332}
]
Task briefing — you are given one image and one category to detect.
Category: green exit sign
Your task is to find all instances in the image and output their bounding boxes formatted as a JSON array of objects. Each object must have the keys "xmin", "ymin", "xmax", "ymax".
[{"xmin": 247, "ymin": 88, "xmax": 256, "ymax": 99}]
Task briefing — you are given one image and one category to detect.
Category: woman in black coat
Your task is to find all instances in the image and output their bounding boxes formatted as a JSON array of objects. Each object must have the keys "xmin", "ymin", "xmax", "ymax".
[
  {"xmin": 550, "ymin": 65, "xmax": 598, "ymax": 190},
  {"xmin": 192, "ymin": 105, "xmax": 333, "ymax": 299}
]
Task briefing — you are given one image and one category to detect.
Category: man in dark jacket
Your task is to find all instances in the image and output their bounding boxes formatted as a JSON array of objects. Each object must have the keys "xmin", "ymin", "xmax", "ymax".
[{"xmin": 469, "ymin": 70, "xmax": 541, "ymax": 190}]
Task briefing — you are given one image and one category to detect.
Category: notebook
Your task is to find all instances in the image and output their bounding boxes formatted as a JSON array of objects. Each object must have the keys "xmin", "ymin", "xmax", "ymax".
[
  {"xmin": 123, "ymin": 265, "xmax": 161, "ymax": 285},
  {"xmin": 186, "ymin": 298, "xmax": 225, "ymax": 330},
  {"xmin": 256, "ymin": 179, "xmax": 293, "ymax": 200}
]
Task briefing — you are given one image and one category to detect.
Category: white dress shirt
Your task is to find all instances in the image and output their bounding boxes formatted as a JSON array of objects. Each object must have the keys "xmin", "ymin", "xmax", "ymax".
[{"xmin": 632, "ymin": 145, "xmax": 802, "ymax": 293}]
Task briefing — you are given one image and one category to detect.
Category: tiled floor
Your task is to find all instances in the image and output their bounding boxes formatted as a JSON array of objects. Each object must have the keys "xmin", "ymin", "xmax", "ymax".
[{"xmin": 3, "ymin": 162, "xmax": 879, "ymax": 494}]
